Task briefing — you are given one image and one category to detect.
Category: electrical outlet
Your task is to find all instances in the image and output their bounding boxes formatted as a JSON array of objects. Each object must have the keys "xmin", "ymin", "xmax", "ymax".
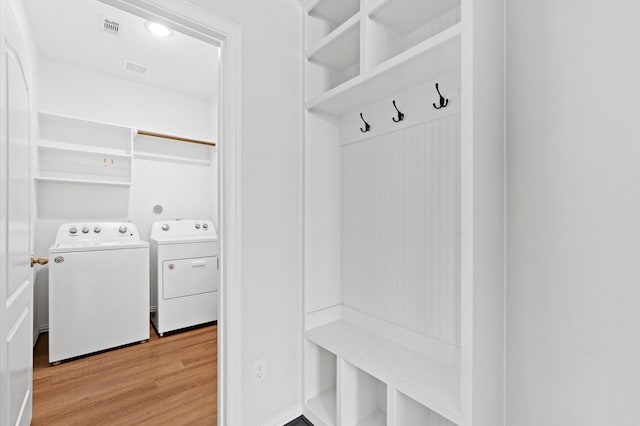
[{"xmin": 253, "ymin": 359, "xmax": 266, "ymax": 384}]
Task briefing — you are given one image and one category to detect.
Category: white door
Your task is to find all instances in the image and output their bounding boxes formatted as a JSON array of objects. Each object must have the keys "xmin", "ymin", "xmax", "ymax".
[{"xmin": 0, "ymin": 1, "xmax": 42, "ymax": 425}]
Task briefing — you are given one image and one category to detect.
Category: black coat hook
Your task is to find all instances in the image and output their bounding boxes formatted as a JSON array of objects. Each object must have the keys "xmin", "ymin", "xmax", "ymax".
[
  {"xmin": 360, "ymin": 113, "xmax": 371, "ymax": 133},
  {"xmin": 433, "ymin": 83, "xmax": 449, "ymax": 109},
  {"xmin": 392, "ymin": 100, "xmax": 405, "ymax": 123}
]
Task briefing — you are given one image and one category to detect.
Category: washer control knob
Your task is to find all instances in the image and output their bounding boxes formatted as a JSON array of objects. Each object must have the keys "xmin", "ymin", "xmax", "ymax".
[
  {"xmin": 119, "ymin": 225, "xmax": 127, "ymax": 234},
  {"xmin": 69, "ymin": 227, "xmax": 77, "ymax": 234},
  {"xmin": 162, "ymin": 223, "xmax": 170, "ymax": 231},
  {"xmin": 203, "ymin": 223, "xmax": 209, "ymax": 230},
  {"xmin": 195, "ymin": 223, "xmax": 201, "ymax": 229},
  {"xmin": 82, "ymin": 227, "xmax": 90, "ymax": 234},
  {"xmin": 94, "ymin": 226, "xmax": 101, "ymax": 233}
]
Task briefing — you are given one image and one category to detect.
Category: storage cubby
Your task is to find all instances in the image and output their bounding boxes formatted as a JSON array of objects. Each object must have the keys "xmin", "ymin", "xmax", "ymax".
[
  {"xmin": 306, "ymin": 0, "xmax": 360, "ymax": 48},
  {"xmin": 304, "ymin": 341, "xmax": 337, "ymax": 426},
  {"xmin": 340, "ymin": 361, "xmax": 387, "ymax": 426},
  {"xmin": 395, "ymin": 391, "xmax": 457, "ymax": 426},
  {"xmin": 306, "ymin": 16, "xmax": 361, "ymax": 101},
  {"xmin": 365, "ymin": 0, "xmax": 460, "ymax": 70}
]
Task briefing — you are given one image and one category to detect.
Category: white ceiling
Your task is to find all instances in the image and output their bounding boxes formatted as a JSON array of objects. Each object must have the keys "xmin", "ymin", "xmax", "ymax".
[{"xmin": 23, "ymin": 0, "xmax": 219, "ymax": 99}]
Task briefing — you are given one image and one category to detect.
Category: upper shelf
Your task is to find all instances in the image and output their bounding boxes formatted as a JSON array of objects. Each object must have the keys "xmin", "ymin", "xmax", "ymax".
[
  {"xmin": 306, "ymin": 320, "xmax": 461, "ymax": 425},
  {"xmin": 38, "ymin": 141, "xmax": 133, "ymax": 158},
  {"xmin": 39, "ymin": 111, "xmax": 132, "ymax": 153},
  {"xmin": 307, "ymin": 23, "xmax": 461, "ymax": 115},
  {"xmin": 308, "ymin": 0, "xmax": 359, "ymax": 27},
  {"xmin": 368, "ymin": 0, "xmax": 461, "ymax": 35},
  {"xmin": 307, "ymin": 13, "xmax": 360, "ymax": 71}
]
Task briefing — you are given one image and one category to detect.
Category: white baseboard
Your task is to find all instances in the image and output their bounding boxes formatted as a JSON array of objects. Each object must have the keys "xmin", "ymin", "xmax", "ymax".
[
  {"xmin": 260, "ymin": 405, "xmax": 302, "ymax": 426},
  {"xmin": 33, "ymin": 324, "xmax": 49, "ymax": 347}
]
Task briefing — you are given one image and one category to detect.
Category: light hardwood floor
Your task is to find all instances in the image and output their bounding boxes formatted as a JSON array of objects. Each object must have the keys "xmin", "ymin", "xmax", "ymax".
[{"xmin": 32, "ymin": 324, "xmax": 217, "ymax": 425}]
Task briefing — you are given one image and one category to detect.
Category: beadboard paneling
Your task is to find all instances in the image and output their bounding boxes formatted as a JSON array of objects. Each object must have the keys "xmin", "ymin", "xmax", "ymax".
[{"xmin": 341, "ymin": 115, "xmax": 460, "ymax": 345}]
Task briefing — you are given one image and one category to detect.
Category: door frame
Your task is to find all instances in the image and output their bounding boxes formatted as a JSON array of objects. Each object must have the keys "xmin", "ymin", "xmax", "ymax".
[{"xmin": 99, "ymin": 1, "xmax": 243, "ymax": 424}]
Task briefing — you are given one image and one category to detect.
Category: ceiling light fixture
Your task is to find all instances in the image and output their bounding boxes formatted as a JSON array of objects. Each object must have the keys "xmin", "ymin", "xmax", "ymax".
[{"xmin": 145, "ymin": 21, "xmax": 171, "ymax": 37}]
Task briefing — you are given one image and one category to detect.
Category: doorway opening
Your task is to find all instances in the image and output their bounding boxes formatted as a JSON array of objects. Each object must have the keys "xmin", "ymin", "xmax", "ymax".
[{"xmin": 21, "ymin": 0, "xmax": 241, "ymax": 424}]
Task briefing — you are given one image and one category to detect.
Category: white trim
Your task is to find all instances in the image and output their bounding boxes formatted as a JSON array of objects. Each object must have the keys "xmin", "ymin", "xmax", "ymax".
[
  {"xmin": 260, "ymin": 406, "xmax": 302, "ymax": 426},
  {"xmin": 305, "ymin": 304, "xmax": 341, "ymax": 330},
  {"xmin": 97, "ymin": 2, "xmax": 242, "ymax": 425}
]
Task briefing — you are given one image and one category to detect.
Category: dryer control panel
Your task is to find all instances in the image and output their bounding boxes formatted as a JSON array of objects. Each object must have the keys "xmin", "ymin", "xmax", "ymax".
[
  {"xmin": 54, "ymin": 222, "xmax": 141, "ymax": 244},
  {"xmin": 150, "ymin": 219, "xmax": 217, "ymax": 241}
]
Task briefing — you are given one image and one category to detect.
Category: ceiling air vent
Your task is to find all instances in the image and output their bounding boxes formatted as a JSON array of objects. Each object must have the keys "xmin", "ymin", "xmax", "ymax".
[
  {"xmin": 104, "ymin": 19, "xmax": 120, "ymax": 35},
  {"xmin": 123, "ymin": 60, "xmax": 150, "ymax": 76}
]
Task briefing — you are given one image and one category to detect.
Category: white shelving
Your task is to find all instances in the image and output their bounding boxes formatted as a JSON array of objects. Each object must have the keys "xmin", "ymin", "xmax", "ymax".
[
  {"xmin": 38, "ymin": 146, "xmax": 132, "ymax": 183},
  {"xmin": 34, "ymin": 177, "xmax": 131, "ymax": 187},
  {"xmin": 368, "ymin": 0, "xmax": 460, "ymax": 36},
  {"xmin": 305, "ymin": 341, "xmax": 338, "ymax": 426},
  {"xmin": 38, "ymin": 111, "xmax": 132, "ymax": 154},
  {"xmin": 358, "ymin": 410, "xmax": 386, "ymax": 426},
  {"xmin": 37, "ymin": 112, "xmax": 133, "ymax": 184},
  {"xmin": 341, "ymin": 360, "xmax": 387, "ymax": 426},
  {"xmin": 307, "ymin": 13, "xmax": 360, "ymax": 71},
  {"xmin": 307, "ymin": 321, "xmax": 460, "ymax": 424},
  {"xmin": 307, "ymin": 388, "xmax": 337, "ymax": 426},
  {"xmin": 307, "ymin": 24, "xmax": 461, "ymax": 115},
  {"xmin": 395, "ymin": 391, "xmax": 457, "ymax": 426},
  {"xmin": 302, "ymin": 0, "xmax": 505, "ymax": 424},
  {"xmin": 308, "ymin": 0, "xmax": 359, "ymax": 29},
  {"xmin": 35, "ymin": 112, "xmax": 133, "ymax": 219}
]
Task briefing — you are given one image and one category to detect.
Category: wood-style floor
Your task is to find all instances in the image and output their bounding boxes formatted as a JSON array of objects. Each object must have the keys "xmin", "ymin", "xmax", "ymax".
[{"xmin": 32, "ymin": 324, "xmax": 217, "ymax": 425}]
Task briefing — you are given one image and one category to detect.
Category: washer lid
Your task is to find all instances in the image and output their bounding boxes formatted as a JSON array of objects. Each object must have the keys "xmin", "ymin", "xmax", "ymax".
[{"xmin": 49, "ymin": 240, "xmax": 149, "ymax": 254}]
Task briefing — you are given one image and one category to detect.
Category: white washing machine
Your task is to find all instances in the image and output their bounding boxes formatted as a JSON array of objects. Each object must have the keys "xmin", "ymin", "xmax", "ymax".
[
  {"xmin": 150, "ymin": 219, "xmax": 219, "ymax": 336},
  {"xmin": 48, "ymin": 222, "xmax": 149, "ymax": 363}
]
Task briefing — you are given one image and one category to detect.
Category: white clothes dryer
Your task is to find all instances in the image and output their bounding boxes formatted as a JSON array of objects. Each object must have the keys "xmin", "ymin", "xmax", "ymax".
[
  {"xmin": 150, "ymin": 220, "xmax": 219, "ymax": 336},
  {"xmin": 48, "ymin": 222, "xmax": 149, "ymax": 364}
]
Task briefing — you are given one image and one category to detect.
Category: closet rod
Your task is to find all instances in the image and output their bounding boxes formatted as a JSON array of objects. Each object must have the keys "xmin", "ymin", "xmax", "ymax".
[{"xmin": 137, "ymin": 130, "xmax": 217, "ymax": 147}]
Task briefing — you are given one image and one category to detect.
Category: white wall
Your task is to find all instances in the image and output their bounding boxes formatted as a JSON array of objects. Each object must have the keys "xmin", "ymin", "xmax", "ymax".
[
  {"xmin": 34, "ymin": 57, "xmax": 218, "ymax": 328},
  {"xmin": 184, "ymin": 1, "xmax": 303, "ymax": 424},
  {"xmin": 507, "ymin": 1, "xmax": 640, "ymax": 425}
]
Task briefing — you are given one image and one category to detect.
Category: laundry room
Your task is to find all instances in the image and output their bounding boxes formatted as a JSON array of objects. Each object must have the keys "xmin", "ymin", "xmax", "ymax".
[{"xmin": 18, "ymin": 0, "xmax": 221, "ymax": 423}]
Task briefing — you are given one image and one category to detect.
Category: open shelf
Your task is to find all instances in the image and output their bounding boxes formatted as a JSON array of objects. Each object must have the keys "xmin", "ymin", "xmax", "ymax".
[
  {"xmin": 307, "ymin": 23, "xmax": 461, "ymax": 115},
  {"xmin": 358, "ymin": 410, "xmax": 386, "ymax": 426},
  {"xmin": 38, "ymin": 111, "xmax": 132, "ymax": 153},
  {"xmin": 307, "ymin": 13, "xmax": 360, "ymax": 71},
  {"xmin": 38, "ymin": 145, "xmax": 132, "ymax": 183},
  {"xmin": 34, "ymin": 177, "xmax": 131, "ymax": 187},
  {"xmin": 38, "ymin": 140, "xmax": 132, "ymax": 158},
  {"xmin": 134, "ymin": 132, "xmax": 214, "ymax": 164},
  {"xmin": 368, "ymin": 0, "xmax": 460, "ymax": 36},
  {"xmin": 306, "ymin": 321, "xmax": 461, "ymax": 425},
  {"xmin": 305, "ymin": 341, "xmax": 337, "ymax": 426},
  {"xmin": 341, "ymin": 361, "xmax": 387, "ymax": 426},
  {"xmin": 395, "ymin": 391, "xmax": 457, "ymax": 426},
  {"xmin": 308, "ymin": 0, "xmax": 359, "ymax": 29},
  {"xmin": 307, "ymin": 388, "xmax": 337, "ymax": 426}
]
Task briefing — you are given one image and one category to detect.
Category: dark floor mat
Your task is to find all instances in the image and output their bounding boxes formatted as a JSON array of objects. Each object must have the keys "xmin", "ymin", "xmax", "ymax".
[{"xmin": 284, "ymin": 416, "xmax": 313, "ymax": 426}]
